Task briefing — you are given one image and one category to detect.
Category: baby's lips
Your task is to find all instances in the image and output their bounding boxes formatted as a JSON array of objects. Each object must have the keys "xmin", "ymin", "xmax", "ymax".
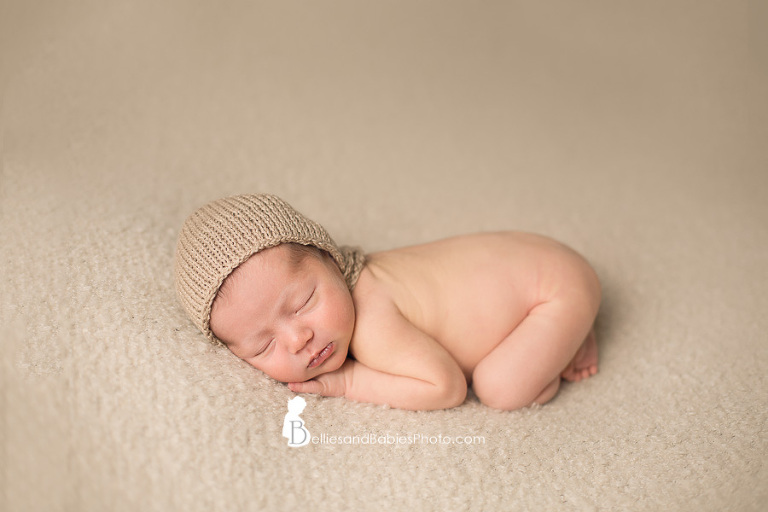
[{"xmin": 307, "ymin": 342, "xmax": 334, "ymax": 369}]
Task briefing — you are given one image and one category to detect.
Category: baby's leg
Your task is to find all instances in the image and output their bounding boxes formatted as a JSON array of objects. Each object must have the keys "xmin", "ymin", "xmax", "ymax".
[{"xmin": 472, "ymin": 298, "xmax": 597, "ymax": 410}]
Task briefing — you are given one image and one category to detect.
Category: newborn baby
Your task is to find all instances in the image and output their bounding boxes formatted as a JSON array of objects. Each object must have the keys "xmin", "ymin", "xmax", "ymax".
[{"xmin": 175, "ymin": 194, "xmax": 600, "ymax": 411}]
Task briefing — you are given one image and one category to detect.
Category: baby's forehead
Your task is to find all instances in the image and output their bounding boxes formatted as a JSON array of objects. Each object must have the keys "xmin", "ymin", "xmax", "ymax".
[{"xmin": 223, "ymin": 244, "xmax": 322, "ymax": 292}]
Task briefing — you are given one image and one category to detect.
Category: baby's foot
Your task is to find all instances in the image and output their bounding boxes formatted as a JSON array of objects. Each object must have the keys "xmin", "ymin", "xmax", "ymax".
[{"xmin": 561, "ymin": 328, "xmax": 598, "ymax": 382}]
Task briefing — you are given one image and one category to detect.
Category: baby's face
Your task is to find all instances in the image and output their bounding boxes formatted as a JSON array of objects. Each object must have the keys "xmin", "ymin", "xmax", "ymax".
[{"xmin": 209, "ymin": 245, "xmax": 355, "ymax": 383}]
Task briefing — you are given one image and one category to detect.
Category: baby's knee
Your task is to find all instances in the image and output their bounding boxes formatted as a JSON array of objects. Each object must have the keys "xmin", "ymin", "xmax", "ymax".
[
  {"xmin": 472, "ymin": 366, "xmax": 553, "ymax": 411},
  {"xmin": 474, "ymin": 378, "xmax": 560, "ymax": 410}
]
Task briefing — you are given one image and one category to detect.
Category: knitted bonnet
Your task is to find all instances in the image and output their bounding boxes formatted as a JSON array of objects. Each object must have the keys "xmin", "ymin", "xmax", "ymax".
[{"xmin": 174, "ymin": 194, "xmax": 366, "ymax": 345}]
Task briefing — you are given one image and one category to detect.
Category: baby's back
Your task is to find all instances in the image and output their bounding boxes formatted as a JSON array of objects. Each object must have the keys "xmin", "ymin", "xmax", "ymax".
[{"xmin": 360, "ymin": 232, "xmax": 598, "ymax": 377}]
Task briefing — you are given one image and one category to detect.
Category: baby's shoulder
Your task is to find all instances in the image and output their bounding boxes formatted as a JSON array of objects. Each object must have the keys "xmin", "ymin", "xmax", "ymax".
[
  {"xmin": 347, "ymin": 265, "xmax": 421, "ymax": 356},
  {"xmin": 350, "ymin": 264, "xmax": 402, "ymax": 327}
]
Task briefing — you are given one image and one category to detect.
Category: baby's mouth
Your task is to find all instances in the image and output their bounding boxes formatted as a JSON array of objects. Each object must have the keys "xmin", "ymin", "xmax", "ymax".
[{"xmin": 307, "ymin": 342, "xmax": 334, "ymax": 369}]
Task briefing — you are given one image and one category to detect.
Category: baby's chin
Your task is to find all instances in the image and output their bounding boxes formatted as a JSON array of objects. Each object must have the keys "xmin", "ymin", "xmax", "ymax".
[{"xmin": 325, "ymin": 351, "xmax": 347, "ymax": 372}]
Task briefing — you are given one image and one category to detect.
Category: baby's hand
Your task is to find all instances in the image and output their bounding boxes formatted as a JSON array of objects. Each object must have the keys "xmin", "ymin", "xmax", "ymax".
[{"xmin": 288, "ymin": 358, "xmax": 354, "ymax": 397}]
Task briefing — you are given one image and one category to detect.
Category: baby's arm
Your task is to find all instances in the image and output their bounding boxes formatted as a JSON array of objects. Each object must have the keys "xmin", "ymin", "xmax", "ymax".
[{"xmin": 289, "ymin": 301, "xmax": 467, "ymax": 410}]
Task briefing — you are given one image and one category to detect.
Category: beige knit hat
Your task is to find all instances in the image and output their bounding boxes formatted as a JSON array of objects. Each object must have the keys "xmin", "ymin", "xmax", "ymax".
[{"xmin": 174, "ymin": 194, "xmax": 366, "ymax": 345}]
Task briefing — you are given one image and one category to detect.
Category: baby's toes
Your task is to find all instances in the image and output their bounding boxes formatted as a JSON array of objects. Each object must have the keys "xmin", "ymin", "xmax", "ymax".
[{"xmin": 580, "ymin": 366, "xmax": 597, "ymax": 380}]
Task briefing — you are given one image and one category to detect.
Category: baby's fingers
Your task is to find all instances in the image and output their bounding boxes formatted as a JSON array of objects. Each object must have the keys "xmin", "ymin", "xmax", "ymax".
[
  {"xmin": 288, "ymin": 379, "xmax": 327, "ymax": 395},
  {"xmin": 288, "ymin": 376, "xmax": 345, "ymax": 397}
]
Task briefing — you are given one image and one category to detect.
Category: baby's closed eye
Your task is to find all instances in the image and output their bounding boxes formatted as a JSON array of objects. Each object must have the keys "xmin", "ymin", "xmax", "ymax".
[
  {"xmin": 236, "ymin": 335, "xmax": 273, "ymax": 359},
  {"xmin": 253, "ymin": 339, "xmax": 273, "ymax": 357},
  {"xmin": 296, "ymin": 288, "xmax": 316, "ymax": 314}
]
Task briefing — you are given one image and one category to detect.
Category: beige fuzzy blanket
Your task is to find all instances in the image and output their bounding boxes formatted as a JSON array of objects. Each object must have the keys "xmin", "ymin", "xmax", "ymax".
[{"xmin": 2, "ymin": 1, "xmax": 766, "ymax": 510}]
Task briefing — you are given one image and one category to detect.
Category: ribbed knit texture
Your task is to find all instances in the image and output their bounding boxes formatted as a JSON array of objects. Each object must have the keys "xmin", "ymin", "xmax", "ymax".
[{"xmin": 174, "ymin": 194, "xmax": 365, "ymax": 345}]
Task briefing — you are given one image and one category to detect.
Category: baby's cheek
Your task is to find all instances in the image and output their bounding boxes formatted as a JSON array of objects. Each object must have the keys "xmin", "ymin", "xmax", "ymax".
[
  {"xmin": 262, "ymin": 362, "xmax": 308, "ymax": 384},
  {"xmin": 244, "ymin": 359, "xmax": 278, "ymax": 379}
]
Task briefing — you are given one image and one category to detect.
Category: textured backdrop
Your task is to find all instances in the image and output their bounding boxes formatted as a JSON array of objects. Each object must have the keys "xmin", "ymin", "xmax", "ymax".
[{"xmin": 2, "ymin": 1, "xmax": 766, "ymax": 510}]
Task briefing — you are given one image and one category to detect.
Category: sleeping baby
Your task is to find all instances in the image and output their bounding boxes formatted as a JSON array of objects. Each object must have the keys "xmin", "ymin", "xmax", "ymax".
[{"xmin": 174, "ymin": 194, "xmax": 600, "ymax": 411}]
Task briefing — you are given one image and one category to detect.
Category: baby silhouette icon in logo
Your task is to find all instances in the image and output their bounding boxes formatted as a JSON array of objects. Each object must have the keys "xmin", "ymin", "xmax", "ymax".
[{"xmin": 283, "ymin": 396, "xmax": 310, "ymax": 447}]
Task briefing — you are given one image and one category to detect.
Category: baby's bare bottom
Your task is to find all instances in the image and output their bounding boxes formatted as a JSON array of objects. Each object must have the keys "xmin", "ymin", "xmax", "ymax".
[{"xmin": 471, "ymin": 298, "xmax": 598, "ymax": 410}]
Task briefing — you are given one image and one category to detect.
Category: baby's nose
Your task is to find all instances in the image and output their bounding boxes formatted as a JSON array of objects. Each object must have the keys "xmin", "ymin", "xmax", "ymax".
[{"xmin": 286, "ymin": 325, "xmax": 313, "ymax": 353}]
